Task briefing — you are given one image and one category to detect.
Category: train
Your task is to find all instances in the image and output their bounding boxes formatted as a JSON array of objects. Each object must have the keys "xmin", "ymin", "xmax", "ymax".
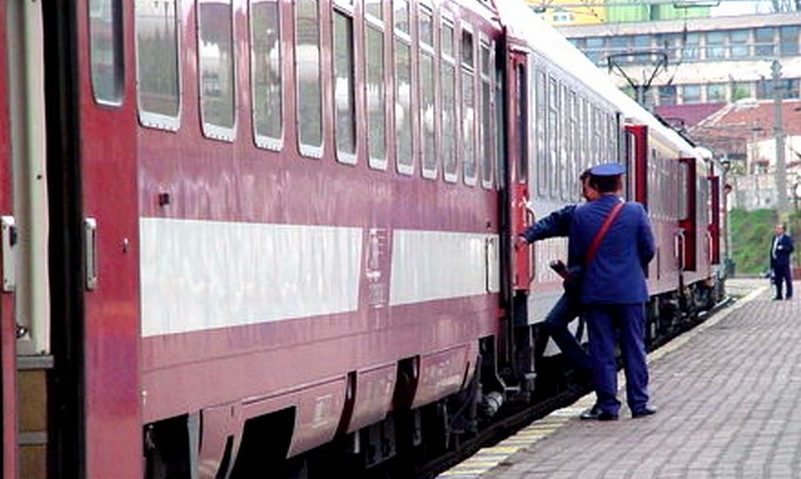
[{"xmin": 0, "ymin": 0, "xmax": 728, "ymax": 478}]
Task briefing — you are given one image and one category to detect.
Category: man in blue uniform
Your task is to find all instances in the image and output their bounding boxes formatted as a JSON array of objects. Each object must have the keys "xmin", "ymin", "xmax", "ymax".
[
  {"xmin": 568, "ymin": 163, "xmax": 656, "ymax": 420},
  {"xmin": 515, "ymin": 170, "xmax": 597, "ymax": 378},
  {"xmin": 770, "ymin": 223, "xmax": 794, "ymax": 300}
]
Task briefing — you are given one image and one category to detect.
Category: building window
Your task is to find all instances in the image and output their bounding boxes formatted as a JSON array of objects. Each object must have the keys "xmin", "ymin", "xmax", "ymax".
[
  {"xmin": 659, "ymin": 85, "xmax": 676, "ymax": 106},
  {"xmin": 250, "ymin": 0, "xmax": 282, "ymax": 148},
  {"xmin": 585, "ymin": 36, "xmax": 605, "ymax": 64},
  {"xmin": 199, "ymin": 0, "xmax": 236, "ymax": 139},
  {"xmin": 136, "ymin": 0, "xmax": 180, "ymax": 127},
  {"xmin": 755, "ymin": 27, "xmax": 775, "ymax": 57},
  {"xmin": 781, "ymin": 26, "xmax": 800, "ymax": 56},
  {"xmin": 732, "ymin": 82, "xmax": 751, "ymax": 101},
  {"xmin": 705, "ymin": 31, "xmax": 726, "ymax": 60},
  {"xmin": 333, "ymin": 8, "xmax": 356, "ymax": 162},
  {"xmin": 758, "ymin": 78, "xmax": 800, "ymax": 100},
  {"xmin": 682, "ymin": 85, "xmax": 701, "ymax": 104},
  {"xmin": 295, "ymin": 0, "xmax": 323, "ymax": 154},
  {"xmin": 366, "ymin": 6, "xmax": 386, "ymax": 168},
  {"xmin": 90, "ymin": 0, "xmax": 124, "ymax": 105},
  {"xmin": 727, "ymin": 29, "xmax": 749, "ymax": 59},
  {"xmin": 706, "ymin": 83, "xmax": 726, "ymax": 102},
  {"xmin": 633, "ymin": 35, "xmax": 652, "ymax": 63},
  {"xmin": 683, "ymin": 32, "xmax": 700, "ymax": 60},
  {"xmin": 609, "ymin": 36, "xmax": 631, "ymax": 64}
]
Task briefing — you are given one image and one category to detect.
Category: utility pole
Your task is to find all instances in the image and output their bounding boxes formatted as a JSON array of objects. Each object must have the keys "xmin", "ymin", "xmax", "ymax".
[{"xmin": 772, "ymin": 60, "xmax": 789, "ymax": 215}]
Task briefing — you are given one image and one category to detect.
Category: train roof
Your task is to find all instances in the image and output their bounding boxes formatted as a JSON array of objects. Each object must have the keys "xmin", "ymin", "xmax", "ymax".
[{"xmin": 496, "ymin": 0, "xmax": 700, "ymax": 159}]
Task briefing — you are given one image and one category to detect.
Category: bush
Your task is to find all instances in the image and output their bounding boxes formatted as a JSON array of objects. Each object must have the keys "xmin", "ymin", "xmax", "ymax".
[{"xmin": 729, "ymin": 208, "xmax": 778, "ymax": 276}]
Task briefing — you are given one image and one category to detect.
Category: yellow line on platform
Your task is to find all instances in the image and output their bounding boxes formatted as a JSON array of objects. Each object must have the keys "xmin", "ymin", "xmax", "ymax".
[{"xmin": 438, "ymin": 286, "xmax": 767, "ymax": 479}]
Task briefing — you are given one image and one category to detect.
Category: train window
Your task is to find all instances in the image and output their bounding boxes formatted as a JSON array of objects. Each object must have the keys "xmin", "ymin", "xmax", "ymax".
[
  {"xmin": 89, "ymin": 0, "xmax": 124, "ymax": 105},
  {"xmin": 495, "ymin": 59, "xmax": 505, "ymax": 189},
  {"xmin": 365, "ymin": 0, "xmax": 382, "ymax": 18},
  {"xmin": 547, "ymin": 76, "xmax": 558, "ymax": 199},
  {"xmin": 198, "ymin": 0, "xmax": 236, "ymax": 140},
  {"xmin": 582, "ymin": 99, "xmax": 590, "ymax": 173},
  {"xmin": 250, "ymin": 0, "xmax": 283, "ymax": 150},
  {"xmin": 569, "ymin": 91, "xmax": 579, "ymax": 198},
  {"xmin": 461, "ymin": 27, "xmax": 477, "ymax": 185},
  {"xmin": 560, "ymin": 84, "xmax": 569, "ymax": 200},
  {"xmin": 366, "ymin": 13, "xmax": 387, "ymax": 169},
  {"xmin": 480, "ymin": 39, "xmax": 493, "ymax": 189},
  {"xmin": 135, "ymin": 0, "xmax": 180, "ymax": 128},
  {"xmin": 394, "ymin": 1, "xmax": 413, "ymax": 174},
  {"xmin": 295, "ymin": 0, "xmax": 323, "ymax": 156},
  {"xmin": 420, "ymin": 5, "xmax": 436, "ymax": 179},
  {"xmin": 333, "ymin": 8, "xmax": 357, "ymax": 163},
  {"xmin": 442, "ymin": 19, "xmax": 457, "ymax": 183},
  {"xmin": 535, "ymin": 71, "xmax": 547, "ymax": 196},
  {"xmin": 593, "ymin": 107, "xmax": 602, "ymax": 166}
]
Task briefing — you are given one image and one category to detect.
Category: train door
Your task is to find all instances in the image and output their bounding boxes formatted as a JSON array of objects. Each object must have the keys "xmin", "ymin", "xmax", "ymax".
[
  {"xmin": 624, "ymin": 125, "xmax": 647, "ymax": 205},
  {"xmin": 508, "ymin": 50, "xmax": 530, "ymax": 292},
  {"xmin": 73, "ymin": 2, "xmax": 141, "ymax": 477},
  {"xmin": 0, "ymin": 3, "xmax": 17, "ymax": 477},
  {"xmin": 679, "ymin": 157, "xmax": 697, "ymax": 272},
  {"xmin": 708, "ymin": 173, "xmax": 722, "ymax": 266}
]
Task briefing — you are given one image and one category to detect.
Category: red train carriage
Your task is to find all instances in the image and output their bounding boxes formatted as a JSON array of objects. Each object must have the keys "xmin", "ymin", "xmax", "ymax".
[{"xmin": 0, "ymin": 0, "xmax": 728, "ymax": 478}]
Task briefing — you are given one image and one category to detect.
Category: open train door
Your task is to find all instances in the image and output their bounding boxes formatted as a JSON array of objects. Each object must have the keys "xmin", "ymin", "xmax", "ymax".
[
  {"xmin": 624, "ymin": 124, "xmax": 648, "ymax": 205},
  {"xmin": 38, "ymin": 2, "xmax": 141, "ymax": 477},
  {"xmin": 0, "ymin": 3, "xmax": 17, "ymax": 477}
]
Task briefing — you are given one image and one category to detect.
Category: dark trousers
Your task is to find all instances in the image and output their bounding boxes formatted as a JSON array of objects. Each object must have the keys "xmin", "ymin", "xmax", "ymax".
[
  {"xmin": 537, "ymin": 293, "xmax": 591, "ymax": 372},
  {"xmin": 774, "ymin": 265, "xmax": 793, "ymax": 299},
  {"xmin": 586, "ymin": 303, "xmax": 650, "ymax": 415}
]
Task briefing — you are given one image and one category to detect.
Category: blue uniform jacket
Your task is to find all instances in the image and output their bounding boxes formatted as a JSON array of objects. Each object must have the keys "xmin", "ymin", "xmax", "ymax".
[
  {"xmin": 568, "ymin": 195, "xmax": 656, "ymax": 305},
  {"xmin": 520, "ymin": 205, "xmax": 577, "ymax": 242},
  {"xmin": 770, "ymin": 234, "xmax": 795, "ymax": 269}
]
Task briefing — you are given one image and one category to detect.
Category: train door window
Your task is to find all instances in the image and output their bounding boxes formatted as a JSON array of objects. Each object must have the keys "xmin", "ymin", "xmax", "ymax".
[
  {"xmin": 441, "ymin": 17, "xmax": 458, "ymax": 183},
  {"xmin": 547, "ymin": 76, "xmax": 558, "ymax": 199},
  {"xmin": 535, "ymin": 70, "xmax": 547, "ymax": 196},
  {"xmin": 295, "ymin": 0, "xmax": 323, "ymax": 156},
  {"xmin": 333, "ymin": 4, "xmax": 357, "ymax": 163},
  {"xmin": 250, "ymin": 0, "xmax": 283, "ymax": 150},
  {"xmin": 625, "ymin": 130, "xmax": 636, "ymax": 200},
  {"xmin": 90, "ymin": 0, "xmax": 124, "ymax": 105},
  {"xmin": 678, "ymin": 161, "xmax": 688, "ymax": 220},
  {"xmin": 461, "ymin": 26, "xmax": 477, "ymax": 185},
  {"xmin": 495, "ymin": 52, "xmax": 505, "ymax": 189},
  {"xmin": 136, "ymin": 0, "xmax": 180, "ymax": 129},
  {"xmin": 607, "ymin": 114, "xmax": 616, "ymax": 162},
  {"xmin": 366, "ymin": 4, "xmax": 387, "ymax": 169},
  {"xmin": 198, "ymin": 0, "xmax": 236, "ymax": 141},
  {"xmin": 394, "ymin": 0, "xmax": 414, "ymax": 174},
  {"xmin": 480, "ymin": 38, "xmax": 494, "ymax": 189},
  {"xmin": 420, "ymin": 4, "xmax": 437, "ymax": 179},
  {"xmin": 559, "ymin": 84, "xmax": 569, "ymax": 200}
]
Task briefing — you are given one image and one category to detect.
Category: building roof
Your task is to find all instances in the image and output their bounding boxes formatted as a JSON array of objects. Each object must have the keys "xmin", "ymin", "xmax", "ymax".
[
  {"xmin": 559, "ymin": 12, "xmax": 801, "ymax": 37},
  {"xmin": 688, "ymin": 99, "xmax": 801, "ymax": 157},
  {"xmin": 655, "ymin": 103, "xmax": 727, "ymax": 128}
]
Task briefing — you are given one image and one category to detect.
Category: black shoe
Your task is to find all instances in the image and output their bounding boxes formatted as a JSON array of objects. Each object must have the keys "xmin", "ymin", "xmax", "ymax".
[
  {"xmin": 773, "ymin": 296, "xmax": 783, "ymax": 301},
  {"xmin": 632, "ymin": 406, "xmax": 657, "ymax": 418},
  {"xmin": 580, "ymin": 405, "xmax": 618, "ymax": 421},
  {"xmin": 787, "ymin": 296, "xmax": 793, "ymax": 301}
]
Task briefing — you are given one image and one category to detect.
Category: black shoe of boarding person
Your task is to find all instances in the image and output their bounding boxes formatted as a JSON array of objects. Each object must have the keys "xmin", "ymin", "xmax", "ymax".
[
  {"xmin": 580, "ymin": 405, "xmax": 618, "ymax": 421},
  {"xmin": 632, "ymin": 406, "xmax": 657, "ymax": 418}
]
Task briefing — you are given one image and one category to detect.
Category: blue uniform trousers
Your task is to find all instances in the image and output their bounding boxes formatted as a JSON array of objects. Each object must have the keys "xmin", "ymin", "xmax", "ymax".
[
  {"xmin": 774, "ymin": 265, "xmax": 793, "ymax": 299},
  {"xmin": 541, "ymin": 294, "xmax": 591, "ymax": 372},
  {"xmin": 586, "ymin": 303, "xmax": 650, "ymax": 415}
]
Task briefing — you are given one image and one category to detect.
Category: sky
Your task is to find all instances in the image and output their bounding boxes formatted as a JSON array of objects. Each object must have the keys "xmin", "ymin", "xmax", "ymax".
[{"xmin": 710, "ymin": 0, "xmax": 776, "ymax": 16}]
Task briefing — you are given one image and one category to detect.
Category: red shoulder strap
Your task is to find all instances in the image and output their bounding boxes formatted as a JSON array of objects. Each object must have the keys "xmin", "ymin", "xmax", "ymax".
[{"xmin": 585, "ymin": 202, "xmax": 625, "ymax": 268}]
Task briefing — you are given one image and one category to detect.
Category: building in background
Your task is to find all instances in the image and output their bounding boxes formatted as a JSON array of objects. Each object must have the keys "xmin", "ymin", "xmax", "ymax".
[
  {"xmin": 560, "ymin": 14, "xmax": 801, "ymax": 126},
  {"xmin": 528, "ymin": 0, "xmax": 709, "ymax": 26}
]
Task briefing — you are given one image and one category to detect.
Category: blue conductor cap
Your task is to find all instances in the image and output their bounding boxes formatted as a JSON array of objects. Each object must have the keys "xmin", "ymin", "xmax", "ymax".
[{"xmin": 589, "ymin": 163, "xmax": 626, "ymax": 177}]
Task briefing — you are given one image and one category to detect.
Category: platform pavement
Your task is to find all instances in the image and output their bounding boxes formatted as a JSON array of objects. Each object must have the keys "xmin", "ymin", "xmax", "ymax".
[{"xmin": 441, "ymin": 280, "xmax": 801, "ymax": 478}]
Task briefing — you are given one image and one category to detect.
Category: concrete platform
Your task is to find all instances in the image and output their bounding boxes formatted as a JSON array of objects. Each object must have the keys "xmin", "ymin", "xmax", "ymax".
[{"xmin": 441, "ymin": 280, "xmax": 800, "ymax": 478}]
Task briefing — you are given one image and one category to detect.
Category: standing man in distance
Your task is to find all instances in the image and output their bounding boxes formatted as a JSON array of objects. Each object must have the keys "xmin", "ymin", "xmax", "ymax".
[
  {"xmin": 770, "ymin": 223, "xmax": 794, "ymax": 300},
  {"xmin": 514, "ymin": 169, "xmax": 597, "ymax": 381},
  {"xmin": 568, "ymin": 163, "xmax": 656, "ymax": 420}
]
